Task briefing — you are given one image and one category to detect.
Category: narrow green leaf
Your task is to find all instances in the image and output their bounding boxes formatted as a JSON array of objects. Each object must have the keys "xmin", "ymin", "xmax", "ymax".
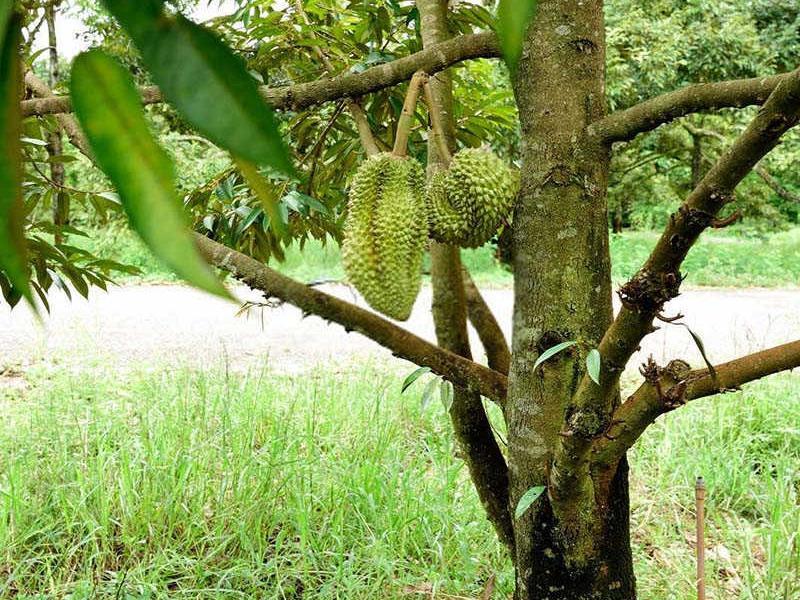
[
  {"xmin": 0, "ymin": 13, "xmax": 34, "ymax": 309},
  {"xmin": 440, "ymin": 380, "xmax": 454, "ymax": 413},
  {"xmin": 70, "ymin": 50, "xmax": 230, "ymax": 300},
  {"xmin": 103, "ymin": 0, "xmax": 293, "ymax": 174},
  {"xmin": 533, "ymin": 340, "xmax": 577, "ymax": 372},
  {"xmin": 586, "ymin": 348, "xmax": 601, "ymax": 385},
  {"xmin": 401, "ymin": 366, "xmax": 431, "ymax": 393},
  {"xmin": 99, "ymin": 0, "xmax": 163, "ymax": 41},
  {"xmin": 680, "ymin": 323, "xmax": 717, "ymax": 379},
  {"xmin": 420, "ymin": 377, "xmax": 438, "ymax": 410},
  {"xmin": 497, "ymin": 0, "xmax": 539, "ymax": 75},
  {"xmin": 237, "ymin": 159, "xmax": 290, "ymax": 242},
  {"xmin": 515, "ymin": 485, "xmax": 545, "ymax": 519},
  {"xmin": 0, "ymin": 6, "xmax": 12, "ymax": 39}
]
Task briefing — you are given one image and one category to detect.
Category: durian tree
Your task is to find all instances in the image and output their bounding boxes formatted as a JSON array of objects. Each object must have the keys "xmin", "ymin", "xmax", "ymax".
[{"xmin": 4, "ymin": 1, "xmax": 800, "ymax": 598}]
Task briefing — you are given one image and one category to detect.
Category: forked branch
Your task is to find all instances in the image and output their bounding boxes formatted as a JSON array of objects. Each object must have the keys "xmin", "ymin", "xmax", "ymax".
[
  {"xmin": 594, "ymin": 340, "xmax": 800, "ymax": 465},
  {"xmin": 551, "ymin": 65, "xmax": 800, "ymax": 518}
]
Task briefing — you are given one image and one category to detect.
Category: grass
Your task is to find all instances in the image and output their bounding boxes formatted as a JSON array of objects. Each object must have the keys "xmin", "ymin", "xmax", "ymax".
[
  {"xmin": 76, "ymin": 224, "xmax": 800, "ymax": 289},
  {"xmin": 0, "ymin": 364, "xmax": 797, "ymax": 599}
]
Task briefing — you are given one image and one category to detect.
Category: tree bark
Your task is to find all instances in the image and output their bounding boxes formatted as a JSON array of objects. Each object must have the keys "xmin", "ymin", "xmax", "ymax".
[
  {"xmin": 416, "ymin": 0, "xmax": 514, "ymax": 554},
  {"xmin": 21, "ymin": 32, "xmax": 499, "ymax": 117},
  {"xmin": 507, "ymin": 1, "xmax": 635, "ymax": 597}
]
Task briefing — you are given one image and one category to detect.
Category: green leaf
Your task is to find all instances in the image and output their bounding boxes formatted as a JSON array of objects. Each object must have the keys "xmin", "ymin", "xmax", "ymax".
[
  {"xmin": 100, "ymin": 0, "xmax": 163, "ymax": 40},
  {"xmin": 586, "ymin": 349, "xmax": 601, "ymax": 385},
  {"xmin": 440, "ymin": 380, "xmax": 454, "ymax": 413},
  {"xmin": 70, "ymin": 50, "xmax": 230, "ymax": 300},
  {"xmin": 236, "ymin": 159, "xmax": 290, "ymax": 242},
  {"xmin": 497, "ymin": 0, "xmax": 539, "ymax": 75},
  {"xmin": 0, "ymin": 13, "xmax": 34, "ymax": 309},
  {"xmin": 533, "ymin": 340, "xmax": 577, "ymax": 372},
  {"xmin": 679, "ymin": 323, "xmax": 717, "ymax": 379},
  {"xmin": 401, "ymin": 366, "xmax": 431, "ymax": 393},
  {"xmin": 104, "ymin": 1, "xmax": 293, "ymax": 174},
  {"xmin": 515, "ymin": 485, "xmax": 545, "ymax": 519},
  {"xmin": 0, "ymin": 6, "xmax": 12, "ymax": 42},
  {"xmin": 420, "ymin": 377, "xmax": 438, "ymax": 410}
]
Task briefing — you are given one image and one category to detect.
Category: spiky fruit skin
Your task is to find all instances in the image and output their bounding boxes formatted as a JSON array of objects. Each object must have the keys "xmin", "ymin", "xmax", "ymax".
[
  {"xmin": 342, "ymin": 153, "xmax": 427, "ymax": 321},
  {"xmin": 426, "ymin": 148, "xmax": 518, "ymax": 248}
]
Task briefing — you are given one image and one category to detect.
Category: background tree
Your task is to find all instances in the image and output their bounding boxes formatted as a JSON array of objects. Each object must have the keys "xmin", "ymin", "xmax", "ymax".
[{"xmin": 3, "ymin": 1, "xmax": 800, "ymax": 598}]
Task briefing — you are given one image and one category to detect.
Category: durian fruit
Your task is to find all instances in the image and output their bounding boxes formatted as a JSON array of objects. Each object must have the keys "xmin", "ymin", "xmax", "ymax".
[
  {"xmin": 426, "ymin": 148, "xmax": 518, "ymax": 248},
  {"xmin": 342, "ymin": 152, "xmax": 427, "ymax": 321}
]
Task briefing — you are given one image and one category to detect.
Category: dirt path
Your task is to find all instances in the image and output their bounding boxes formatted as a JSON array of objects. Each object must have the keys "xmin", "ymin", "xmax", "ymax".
[{"xmin": 2, "ymin": 283, "xmax": 799, "ymax": 381}]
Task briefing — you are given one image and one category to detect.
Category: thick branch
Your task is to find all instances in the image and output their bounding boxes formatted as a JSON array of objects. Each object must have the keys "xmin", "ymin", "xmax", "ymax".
[
  {"xmin": 21, "ymin": 32, "xmax": 500, "ymax": 117},
  {"xmin": 463, "ymin": 268, "xmax": 510, "ymax": 375},
  {"xmin": 196, "ymin": 234, "xmax": 508, "ymax": 402},
  {"xmin": 553, "ymin": 66, "xmax": 800, "ymax": 504},
  {"xmin": 595, "ymin": 340, "xmax": 800, "ymax": 465},
  {"xmin": 593, "ymin": 73, "xmax": 788, "ymax": 143}
]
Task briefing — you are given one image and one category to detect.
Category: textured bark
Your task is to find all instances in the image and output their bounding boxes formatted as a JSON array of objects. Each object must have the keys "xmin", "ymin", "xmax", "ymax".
[
  {"xmin": 507, "ymin": 1, "xmax": 635, "ymax": 597},
  {"xmin": 194, "ymin": 234, "xmax": 508, "ymax": 401},
  {"xmin": 417, "ymin": 0, "xmax": 514, "ymax": 554},
  {"xmin": 593, "ymin": 72, "xmax": 788, "ymax": 143},
  {"xmin": 21, "ymin": 32, "xmax": 499, "ymax": 117}
]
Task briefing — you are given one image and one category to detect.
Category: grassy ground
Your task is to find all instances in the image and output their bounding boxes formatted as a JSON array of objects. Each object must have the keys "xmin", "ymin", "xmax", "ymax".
[
  {"xmin": 78, "ymin": 224, "xmax": 800, "ymax": 289},
  {"xmin": 0, "ymin": 364, "xmax": 797, "ymax": 599}
]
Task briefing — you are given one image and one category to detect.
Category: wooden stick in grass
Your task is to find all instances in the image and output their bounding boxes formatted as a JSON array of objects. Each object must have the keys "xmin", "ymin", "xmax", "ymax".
[
  {"xmin": 696, "ymin": 477, "xmax": 706, "ymax": 600},
  {"xmin": 393, "ymin": 71, "xmax": 428, "ymax": 157}
]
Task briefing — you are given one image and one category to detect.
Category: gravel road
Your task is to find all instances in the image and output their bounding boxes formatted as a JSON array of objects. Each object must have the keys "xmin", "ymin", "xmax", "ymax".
[{"xmin": 2, "ymin": 283, "xmax": 799, "ymax": 381}]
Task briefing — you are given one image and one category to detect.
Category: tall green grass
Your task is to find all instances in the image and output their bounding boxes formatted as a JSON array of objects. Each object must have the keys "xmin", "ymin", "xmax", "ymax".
[
  {"xmin": 0, "ymin": 365, "xmax": 797, "ymax": 598},
  {"xmin": 76, "ymin": 225, "xmax": 800, "ymax": 289}
]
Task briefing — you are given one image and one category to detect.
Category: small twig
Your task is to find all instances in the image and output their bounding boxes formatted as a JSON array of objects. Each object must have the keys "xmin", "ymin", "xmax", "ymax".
[
  {"xmin": 24, "ymin": 149, "xmax": 110, "ymax": 196},
  {"xmin": 393, "ymin": 71, "xmax": 428, "ymax": 157},
  {"xmin": 696, "ymin": 477, "xmax": 706, "ymax": 600},
  {"xmin": 423, "ymin": 80, "xmax": 453, "ymax": 165},
  {"xmin": 293, "ymin": 0, "xmax": 380, "ymax": 156}
]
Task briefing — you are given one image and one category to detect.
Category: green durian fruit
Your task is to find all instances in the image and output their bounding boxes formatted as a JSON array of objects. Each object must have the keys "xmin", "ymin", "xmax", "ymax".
[
  {"xmin": 341, "ymin": 153, "xmax": 427, "ymax": 321},
  {"xmin": 426, "ymin": 148, "xmax": 518, "ymax": 248}
]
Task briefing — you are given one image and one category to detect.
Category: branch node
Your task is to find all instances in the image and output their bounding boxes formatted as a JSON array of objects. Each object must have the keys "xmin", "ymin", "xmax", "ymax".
[{"xmin": 618, "ymin": 269, "xmax": 682, "ymax": 314}]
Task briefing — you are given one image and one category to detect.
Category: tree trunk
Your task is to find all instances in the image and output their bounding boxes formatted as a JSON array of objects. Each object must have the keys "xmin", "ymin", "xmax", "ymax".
[{"xmin": 507, "ymin": 1, "xmax": 636, "ymax": 597}]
